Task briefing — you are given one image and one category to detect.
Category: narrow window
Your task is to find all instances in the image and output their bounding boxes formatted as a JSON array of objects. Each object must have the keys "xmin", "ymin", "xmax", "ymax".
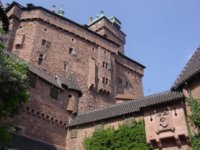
[
  {"xmin": 46, "ymin": 41, "xmax": 51, "ymax": 48},
  {"xmin": 102, "ymin": 77, "xmax": 105, "ymax": 84},
  {"xmin": 118, "ymin": 78, "xmax": 122, "ymax": 84},
  {"xmin": 64, "ymin": 63, "xmax": 67, "ymax": 71},
  {"xmin": 50, "ymin": 86, "xmax": 58, "ymax": 100},
  {"xmin": 69, "ymin": 47, "xmax": 73, "ymax": 54},
  {"xmin": 124, "ymin": 117, "xmax": 135, "ymax": 127},
  {"xmin": 95, "ymin": 124, "xmax": 104, "ymax": 131},
  {"xmin": 42, "ymin": 39, "xmax": 46, "ymax": 46},
  {"xmin": 102, "ymin": 62, "xmax": 105, "ymax": 67},
  {"xmin": 126, "ymin": 81, "xmax": 129, "ymax": 87},
  {"xmin": 38, "ymin": 54, "xmax": 44, "ymax": 65},
  {"xmin": 106, "ymin": 63, "xmax": 108, "ymax": 69},
  {"xmin": 70, "ymin": 129, "xmax": 78, "ymax": 138},
  {"xmin": 106, "ymin": 78, "xmax": 108, "ymax": 85}
]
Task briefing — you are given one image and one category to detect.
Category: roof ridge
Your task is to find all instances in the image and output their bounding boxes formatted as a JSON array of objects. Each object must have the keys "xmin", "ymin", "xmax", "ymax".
[
  {"xmin": 68, "ymin": 91, "xmax": 183, "ymax": 127},
  {"xmin": 171, "ymin": 46, "xmax": 200, "ymax": 89}
]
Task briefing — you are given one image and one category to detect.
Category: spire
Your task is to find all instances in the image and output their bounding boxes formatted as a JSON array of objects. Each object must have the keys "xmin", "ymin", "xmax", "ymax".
[{"xmin": 58, "ymin": 5, "xmax": 64, "ymax": 16}]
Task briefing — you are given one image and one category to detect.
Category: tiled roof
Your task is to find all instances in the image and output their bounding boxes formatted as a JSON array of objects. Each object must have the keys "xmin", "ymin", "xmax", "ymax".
[
  {"xmin": 4, "ymin": 50, "xmax": 63, "ymax": 89},
  {"xmin": 67, "ymin": 91, "xmax": 183, "ymax": 127},
  {"xmin": 4, "ymin": 50, "xmax": 82, "ymax": 94},
  {"xmin": 171, "ymin": 46, "xmax": 200, "ymax": 90},
  {"xmin": 58, "ymin": 72, "xmax": 82, "ymax": 96}
]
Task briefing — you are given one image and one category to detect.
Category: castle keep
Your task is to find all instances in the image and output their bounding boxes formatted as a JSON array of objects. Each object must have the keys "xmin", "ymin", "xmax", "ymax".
[{"xmin": 1, "ymin": 1, "xmax": 200, "ymax": 150}]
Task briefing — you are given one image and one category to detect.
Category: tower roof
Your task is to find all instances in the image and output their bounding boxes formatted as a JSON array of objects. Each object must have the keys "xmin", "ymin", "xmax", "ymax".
[
  {"xmin": 88, "ymin": 11, "xmax": 122, "ymax": 29},
  {"xmin": 58, "ymin": 6, "xmax": 64, "ymax": 16}
]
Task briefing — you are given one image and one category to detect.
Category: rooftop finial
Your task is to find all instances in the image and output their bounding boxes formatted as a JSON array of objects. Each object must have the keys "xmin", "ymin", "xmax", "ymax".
[
  {"xmin": 89, "ymin": 16, "xmax": 93, "ymax": 24},
  {"xmin": 58, "ymin": 5, "xmax": 64, "ymax": 16},
  {"xmin": 51, "ymin": 5, "xmax": 56, "ymax": 13}
]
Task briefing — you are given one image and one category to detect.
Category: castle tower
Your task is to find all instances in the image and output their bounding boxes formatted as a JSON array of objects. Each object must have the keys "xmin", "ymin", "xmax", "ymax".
[
  {"xmin": 88, "ymin": 11, "xmax": 126, "ymax": 53},
  {"xmin": 66, "ymin": 72, "xmax": 82, "ymax": 115}
]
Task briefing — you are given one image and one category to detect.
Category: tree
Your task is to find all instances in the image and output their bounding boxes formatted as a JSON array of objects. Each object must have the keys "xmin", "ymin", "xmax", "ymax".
[
  {"xmin": 84, "ymin": 120, "xmax": 148, "ymax": 150},
  {"xmin": 0, "ymin": 28, "xmax": 29, "ymax": 143}
]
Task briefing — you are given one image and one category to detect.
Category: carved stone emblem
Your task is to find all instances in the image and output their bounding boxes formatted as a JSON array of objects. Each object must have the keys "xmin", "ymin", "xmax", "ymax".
[{"xmin": 156, "ymin": 107, "xmax": 175, "ymax": 134}]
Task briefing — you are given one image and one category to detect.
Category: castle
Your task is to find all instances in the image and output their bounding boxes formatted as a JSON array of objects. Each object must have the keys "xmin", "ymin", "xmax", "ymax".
[{"xmin": 1, "ymin": 1, "xmax": 200, "ymax": 150}]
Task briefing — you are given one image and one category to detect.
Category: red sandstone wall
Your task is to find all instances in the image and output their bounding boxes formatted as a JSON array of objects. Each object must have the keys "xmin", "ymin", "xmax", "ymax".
[
  {"xmin": 7, "ymin": 7, "xmax": 144, "ymax": 113},
  {"xmin": 5, "ymin": 76, "xmax": 69, "ymax": 147}
]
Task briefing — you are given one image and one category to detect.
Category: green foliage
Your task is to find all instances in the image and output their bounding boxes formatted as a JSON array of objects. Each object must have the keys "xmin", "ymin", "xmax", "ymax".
[
  {"xmin": 0, "ymin": 127, "xmax": 11, "ymax": 143},
  {"xmin": 0, "ymin": 42, "xmax": 29, "ymax": 143},
  {"xmin": 187, "ymin": 97, "xmax": 200, "ymax": 149},
  {"xmin": 191, "ymin": 134, "xmax": 200, "ymax": 150},
  {"xmin": 83, "ymin": 120, "xmax": 148, "ymax": 150},
  {"xmin": 0, "ymin": 27, "xmax": 5, "ymax": 35},
  {"xmin": 190, "ymin": 98, "xmax": 200, "ymax": 125}
]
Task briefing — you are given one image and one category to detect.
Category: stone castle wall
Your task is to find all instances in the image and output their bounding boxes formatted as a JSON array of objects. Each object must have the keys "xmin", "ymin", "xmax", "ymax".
[{"xmin": 7, "ymin": 5, "xmax": 144, "ymax": 113}]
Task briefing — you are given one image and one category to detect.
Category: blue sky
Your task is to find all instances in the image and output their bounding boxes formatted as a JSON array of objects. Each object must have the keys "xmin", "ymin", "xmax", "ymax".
[{"xmin": 2, "ymin": 0, "xmax": 200, "ymax": 96}]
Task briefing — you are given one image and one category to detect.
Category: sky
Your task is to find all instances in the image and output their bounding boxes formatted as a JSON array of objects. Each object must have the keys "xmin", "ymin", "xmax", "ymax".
[{"xmin": 2, "ymin": 0, "xmax": 200, "ymax": 96}]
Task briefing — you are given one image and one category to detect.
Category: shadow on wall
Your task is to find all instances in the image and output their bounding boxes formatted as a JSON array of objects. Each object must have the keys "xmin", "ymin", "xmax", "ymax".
[
  {"xmin": 0, "ymin": 133, "xmax": 65, "ymax": 150},
  {"xmin": 0, "ymin": 76, "xmax": 69, "ymax": 150}
]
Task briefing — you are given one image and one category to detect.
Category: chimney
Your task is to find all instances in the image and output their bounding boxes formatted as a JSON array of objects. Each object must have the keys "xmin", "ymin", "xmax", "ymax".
[
  {"xmin": 89, "ymin": 16, "xmax": 93, "ymax": 24},
  {"xmin": 51, "ymin": 5, "xmax": 56, "ymax": 13}
]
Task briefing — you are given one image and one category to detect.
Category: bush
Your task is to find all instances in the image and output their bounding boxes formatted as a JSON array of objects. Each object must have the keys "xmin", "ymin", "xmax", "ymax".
[{"xmin": 83, "ymin": 120, "xmax": 148, "ymax": 150}]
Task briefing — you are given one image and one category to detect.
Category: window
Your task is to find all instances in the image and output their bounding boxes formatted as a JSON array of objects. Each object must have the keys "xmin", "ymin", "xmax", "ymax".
[
  {"xmin": 29, "ymin": 74, "xmax": 37, "ymax": 88},
  {"xmin": 106, "ymin": 63, "xmax": 108, "ymax": 69},
  {"xmin": 126, "ymin": 81, "xmax": 129, "ymax": 87},
  {"xmin": 118, "ymin": 78, "xmax": 123, "ymax": 84},
  {"xmin": 70, "ymin": 129, "xmax": 78, "ymax": 138},
  {"xmin": 102, "ymin": 62, "xmax": 105, "ymax": 67},
  {"xmin": 50, "ymin": 86, "xmax": 58, "ymax": 100},
  {"xmin": 69, "ymin": 47, "xmax": 73, "ymax": 54},
  {"xmin": 64, "ymin": 63, "xmax": 67, "ymax": 71},
  {"xmin": 124, "ymin": 117, "xmax": 135, "ymax": 127},
  {"xmin": 46, "ymin": 41, "xmax": 51, "ymax": 48},
  {"xmin": 106, "ymin": 78, "xmax": 108, "ymax": 85},
  {"xmin": 38, "ymin": 54, "xmax": 44, "ymax": 65},
  {"xmin": 15, "ymin": 34, "xmax": 25, "ymax": 49},
  {"xmin": 41, "ymin": 39, "xmax": 51, "ymax": 48},
  {"xmin": 72, "ymin": 38, "xmax": 75, "ymax": 43},
  {"xmin": 42, "ymin": 39, "xmax": 46, "ymax": 46},
  {"xmin": 95, "ymin": 124, "xmax": 104, "ymax": 131},
  {"xmin": 102, "ymin": 77, "xmax": 105, "ymax": 84}
]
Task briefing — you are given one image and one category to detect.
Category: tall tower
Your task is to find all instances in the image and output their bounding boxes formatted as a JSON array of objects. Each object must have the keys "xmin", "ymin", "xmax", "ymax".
[{"xmin": 88, "ymin": 11, "xmax": 126, "ymax": 53}]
